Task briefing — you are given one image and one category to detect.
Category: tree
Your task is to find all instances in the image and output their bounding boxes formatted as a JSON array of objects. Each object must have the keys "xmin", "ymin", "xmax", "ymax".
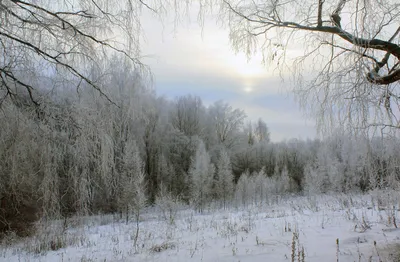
[
  {"xmin": 0, "ymin": 0, "xmax": 157, "ymax": 106},
  {"xmin": 164, "ymin": 129, "xmax": 199, "ymax": 198},
  {"xmin": 245, "ymin": 121, "xmax": 255, "ymax": 146},
  {"xmin": 208, "ymin": 100, "xmax": 246, "ymax": 149},
  {"xmin": 278, "ymin": 165, "xmax": 291, "ymax": 194},
  {"xmin": 209, "ymin": 0, "xmax": 400, "ymax": 132},
  {"xmin": 118, "ymin": 140, "xmax": 147, "ymax": 229},
  {"xmin": 235, "ymin": 170, "xmax": 251, "ymax": 208},
  {"xmin": 215, "ymin": 148, "xmax": 234, "ymax": 209},
  {"xmin": 189, "ymin": 140, "xmax": 214, "ymax": 213},
  {"xmin": 171, "ymin": 95, "xmax": 206, "ymax": 137},
  {"xmin": 254, "ymin": 118, "xmax": 270, "ymax": 143},
  {"xmin": 253, "ymin": 168, "xmax": 268, "ymax": 205},
  {"xmin": 303, "ymin": 164, "xmax": 324, "ymax": 195},
  {"xmin": 155, "ymin": 183, "xmax": 183, "ymax": 225},
  {"xmin": 142, "ymin": 101, "xmax": 161, "ymax": 203}
]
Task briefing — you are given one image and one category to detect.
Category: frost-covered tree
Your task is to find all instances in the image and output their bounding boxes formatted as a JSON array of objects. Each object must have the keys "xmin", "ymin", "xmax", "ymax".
[
  {"xmin": 118, "ymin": 140, "xmax": 147, "ymax": 226},
  {"xmin": 245, "ymin": 121, "xmax": 255, "ymax": 146},
  {"xmin": 208, "ymin": 100, "xmax": 246, "ymax": 149},
  {"xmin": 171, "ymin": 95, "xmax": 206, "ymax": 137},
  {"xmin": 155, "ymin": 184, "xmax": 183, "ymax": 225},
  {"xmin": 254, "ymin": 118, "xmax": 270, "ymax": 143},
  {"xmin": 189, "ymin": 140, "xmax": 214, "ymax": 213},
  {"xmin": 165, "ymin": 130, "xmax": 199, "ymax": 198},
  {"xmin": 278, "ymin": 165, "xmax": 291, "ymax": 194},
  {"xmin": 235, "ymin": 171, "xmax": 251, "ymax": 208},
  {"xmin": 303, "ymin": 164, "xmax": 324, "ymax": 195},
  {"xmin": 215, "ymin": 148, "xmax": 234, "ymax": 209},
  {"xmin": 253, "ymin": 168, "xmax": 268, "ymax": 205},
  {"xmin": 156, "ymin": 154, "xmax": 176, "ymax": 193}
]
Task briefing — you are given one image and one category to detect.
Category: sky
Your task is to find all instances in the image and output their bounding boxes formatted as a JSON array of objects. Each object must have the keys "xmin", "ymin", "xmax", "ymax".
[{"xmin": 140, "ymin": 11, "xmax": 317, "ymax": 142}]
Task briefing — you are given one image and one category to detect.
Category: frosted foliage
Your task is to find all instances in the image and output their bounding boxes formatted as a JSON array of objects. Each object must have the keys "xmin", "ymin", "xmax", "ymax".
[
  {"xmin": 253, "ymin": 172, "xmax": 266, "ymax": 204},
  {"xmin": 76, "ymin": 170, "xmax": 92, "ymax": 215},
  {"xmin": 235, "ymin": 166, "xmax": 298, "ymax": 208},
  {"xmin": 235, "ymin": 172, "xmax": 250, "ymax": 208},
  {"xmin": 255, "ymin": 168, "xmax": 283, "ymax": 203},
  {"xmin": 70, "ymin": 125, "xmax": 96, "ymax": 214},
  {"xmin": 208, "ymin": 100, "xmax": 246, "ymax": 149},
  {"xmin": 131, "ymin": 172, "xmax": 147, "ymax": 217},
  {"xmin": 119, "ymin": 140, "xmax": 147, "ymax": 216},
  {"xmin": 39, "ymin": 145, "xmax": 61, "ymax": 218},
  {"xmin": 304, "ymin": 165, "xmax": 324, "ymax": 195},
  {"xmin": 215, "ymin": 149, "xmax": 234, "ymax": 208},
  {"xmin": 155, "ymin": 184, "xmax": 182, "ymax": 225},
  {"xmin": 171, "ymin": 95, "xmax": 205, "ymax": 137},
  {"xmin": 279, "ymin": 166, "xmax": 291, "ymax": 193},
  {"xmin": 157, "ymin": 154, "xmax": 175, "ymax": 191},
  {"xmin": 189, "ymin": 140, "xmax": 214, "ymax": 212},
  {"xmin": 99, "ymin": 131, "xmax": 115, "ymax": 199}
]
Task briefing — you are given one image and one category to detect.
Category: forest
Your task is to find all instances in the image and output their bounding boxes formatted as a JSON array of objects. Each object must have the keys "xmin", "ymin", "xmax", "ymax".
[{"xmin": 1, "ymin": 56, "xmax": 399, "ymax": 238}]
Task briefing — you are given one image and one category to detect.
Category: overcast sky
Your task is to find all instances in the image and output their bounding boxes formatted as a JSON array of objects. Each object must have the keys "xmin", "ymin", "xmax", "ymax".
[{"xmin": 140, "ymin": 12, "xmax": 316, "ymax": 142}]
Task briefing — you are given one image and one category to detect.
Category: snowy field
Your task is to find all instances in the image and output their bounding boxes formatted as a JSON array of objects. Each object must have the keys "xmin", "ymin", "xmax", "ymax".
[{"xmin": 1, "ymin": 191, "xmax": 400, "ymax": 262}]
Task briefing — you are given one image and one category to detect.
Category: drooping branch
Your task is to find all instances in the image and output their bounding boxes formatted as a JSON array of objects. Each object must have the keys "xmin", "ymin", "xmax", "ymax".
[{"xmin": 0, "ymin": 68, "xmax": 38, "ymax": 106}]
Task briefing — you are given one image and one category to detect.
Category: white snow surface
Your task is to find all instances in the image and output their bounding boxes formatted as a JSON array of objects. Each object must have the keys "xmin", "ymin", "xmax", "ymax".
[{"xmin": 1, "ymin": 192, "xmax": 400, "ymax": 262}]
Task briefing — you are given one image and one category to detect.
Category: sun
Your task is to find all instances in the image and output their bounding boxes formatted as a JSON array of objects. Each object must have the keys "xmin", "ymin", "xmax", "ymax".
[{"xmin": 244, "ymin": 86, "xmax": 253, "ymax": 93}]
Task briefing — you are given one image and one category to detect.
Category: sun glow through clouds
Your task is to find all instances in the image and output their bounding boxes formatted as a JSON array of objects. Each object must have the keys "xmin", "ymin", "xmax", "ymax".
[{"xmin": 244, "ymin": 86, "xmax": 253, "ymax": 92}]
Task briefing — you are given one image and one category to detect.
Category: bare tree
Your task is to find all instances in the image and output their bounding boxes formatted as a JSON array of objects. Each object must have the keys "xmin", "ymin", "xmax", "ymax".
[{"xmin": 207, "ymin": 0, "xmax": 400, "ymax": 132}]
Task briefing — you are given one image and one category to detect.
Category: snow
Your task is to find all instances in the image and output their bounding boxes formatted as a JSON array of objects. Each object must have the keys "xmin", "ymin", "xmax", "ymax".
[{"xmin": 1, "ymin": 192, "xmax": 400, "ymax": 262}]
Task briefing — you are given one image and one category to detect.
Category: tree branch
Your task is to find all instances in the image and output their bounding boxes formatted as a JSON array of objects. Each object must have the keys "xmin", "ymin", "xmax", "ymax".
[{"xmin": 0, "ymin": 67, "xmax": 38, "ymax": 106}]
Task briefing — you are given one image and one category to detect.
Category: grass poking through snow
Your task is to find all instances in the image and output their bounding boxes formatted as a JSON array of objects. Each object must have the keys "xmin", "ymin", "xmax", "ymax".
[{"xmin": 1, "ymin": 191, "xmax": 400, "ymax": 261}]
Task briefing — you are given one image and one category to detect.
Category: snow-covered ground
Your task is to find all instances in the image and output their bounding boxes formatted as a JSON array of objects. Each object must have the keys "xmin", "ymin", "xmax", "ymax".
[{"xmin": 1, "ymin": 191, "xmax": 400, "ymax": 262}]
